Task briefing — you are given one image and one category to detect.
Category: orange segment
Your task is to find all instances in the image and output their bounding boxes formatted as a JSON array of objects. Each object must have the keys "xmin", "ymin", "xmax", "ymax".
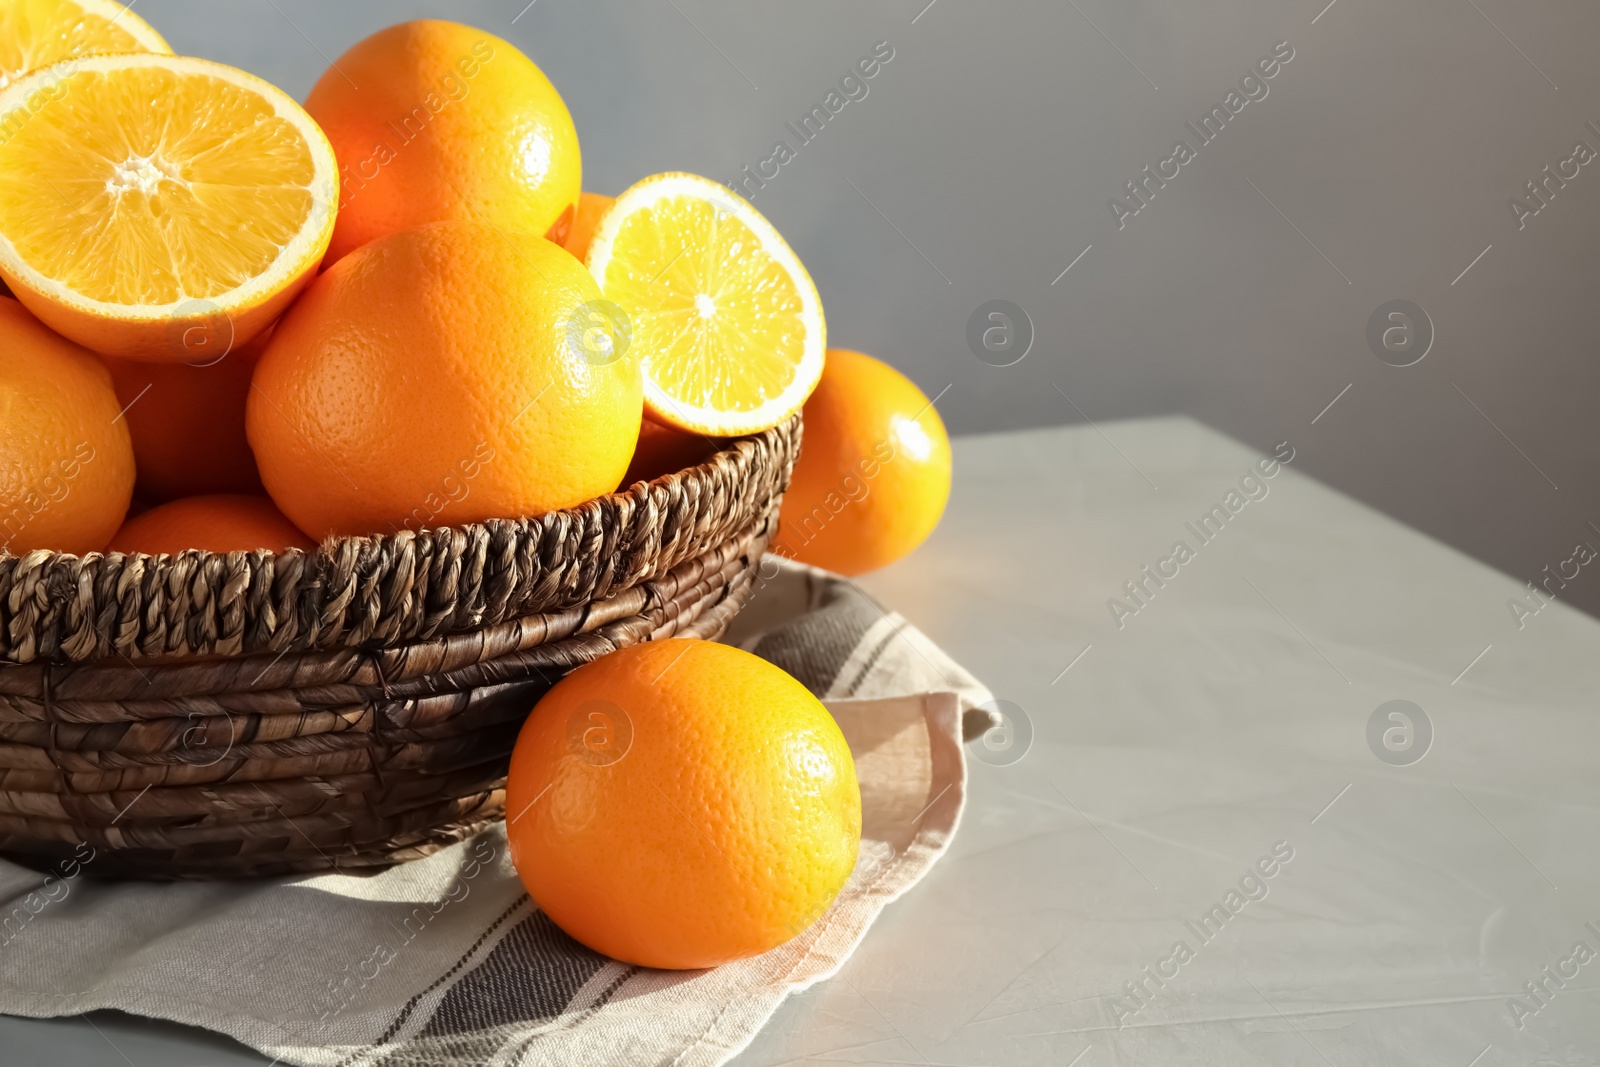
[
  {"xmin": 0, "ymin": 54, "xmax": 337, "ymax": 360},
  {"xmin": 0, "ymin": 0, "xmax": 169, "ymax": 90},
  {"xmin": 587, "ymin": 172, "xmax": 825, "ymax": 436}
]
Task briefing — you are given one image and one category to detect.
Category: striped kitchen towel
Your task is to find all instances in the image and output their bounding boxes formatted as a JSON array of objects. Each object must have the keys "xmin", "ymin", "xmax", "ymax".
[{"xmin": 0, "ymin": 560, "xmax": 994, "ymax": 1067}]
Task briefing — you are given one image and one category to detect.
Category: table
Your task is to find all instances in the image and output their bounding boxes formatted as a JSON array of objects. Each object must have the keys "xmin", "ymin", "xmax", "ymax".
[{"xmin": 7, "ymin": 418, "xmax": 1598, "ymax": 1065}]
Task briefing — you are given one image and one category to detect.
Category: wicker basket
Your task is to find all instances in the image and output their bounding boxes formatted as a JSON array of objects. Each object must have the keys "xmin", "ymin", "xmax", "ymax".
[{"xmin": 0, "ymin": 415, "xmax": 799, "ymax": 880}]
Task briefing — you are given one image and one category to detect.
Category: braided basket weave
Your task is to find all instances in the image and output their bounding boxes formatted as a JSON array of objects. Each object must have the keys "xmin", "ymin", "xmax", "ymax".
[{"xmin": 0, "ymin": 415, "xmax": 799, "ymax": 880}]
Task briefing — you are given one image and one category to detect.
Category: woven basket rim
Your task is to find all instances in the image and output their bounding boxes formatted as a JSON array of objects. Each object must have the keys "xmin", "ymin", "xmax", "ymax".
[{"xmin": 0, "ymin": 414, "xmax": 800, "ymax": 666}]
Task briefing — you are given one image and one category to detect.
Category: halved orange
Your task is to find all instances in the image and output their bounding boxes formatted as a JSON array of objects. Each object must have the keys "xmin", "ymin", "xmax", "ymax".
[
  {"xmin": 586, "ymin": 172, "xmax": 825, "ymax": 437},
  {"xmin": 0, "ymin": 54, "xmax": 337, "ymax": 360},
  {"xmin": 0, "ymin": 0, "xmax": 170, "ymax": 90}
]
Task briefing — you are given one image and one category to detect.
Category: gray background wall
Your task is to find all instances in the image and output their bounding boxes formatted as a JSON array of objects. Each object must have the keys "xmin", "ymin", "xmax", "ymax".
[{"xmin": 144, "ymin": 0, "xmax": 1600, "ymax": 616}]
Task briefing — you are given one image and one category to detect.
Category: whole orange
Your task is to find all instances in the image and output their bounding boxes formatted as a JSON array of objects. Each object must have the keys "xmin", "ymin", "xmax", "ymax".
[
  {"xmin": 104, "ymin": 331, "xmax": 269, "ymax": 502},
  {"xmin": 772, "ymin": 349, "xmax": 951, "ymax": 574},
  {"xmin": 553, "ymin": 191, "xmax": 614, "ymax": 263},
  {"xmin": 307, "ymin": 19, "xmax": 581, "ymax": 266},
  {"xmin": 506, "ymin": 638, "xmax": 862, "ymax": 969},
  {"xmin": 108, "ymin": 494, "xmax": 314, "ymax": 555},
  {"xmin": 0, "ymin": 297, "xmax": 134, "ymax": 555},
  {"xmin": 621, "ymin": 418, "xmax": 718, "ymax": 487},
  {"xmin": 247, "ymin": 221, "xmax": 642, "ymax": 540}
]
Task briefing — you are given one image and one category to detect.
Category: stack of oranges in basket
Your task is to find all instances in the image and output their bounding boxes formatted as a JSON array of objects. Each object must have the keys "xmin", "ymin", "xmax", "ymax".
[{"xmin": 0, "ymin": 3, "xmax": 953, "ymax": 967}]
